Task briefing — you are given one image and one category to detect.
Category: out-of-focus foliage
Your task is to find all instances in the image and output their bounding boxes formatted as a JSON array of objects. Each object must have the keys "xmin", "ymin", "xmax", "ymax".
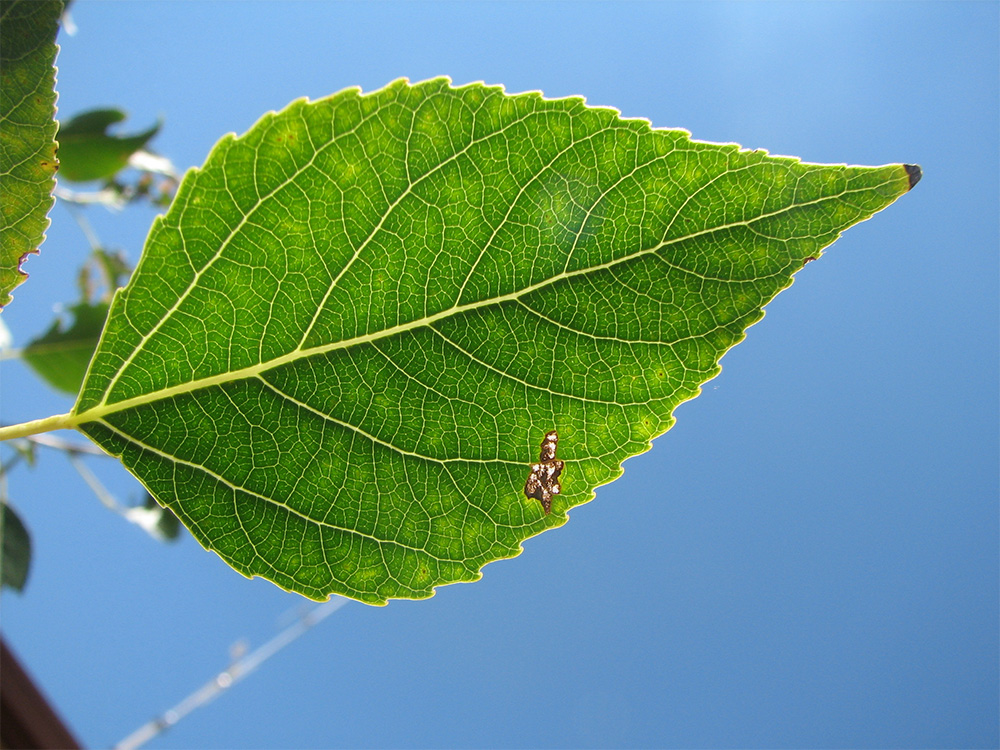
[
  {"xmin": 24, "ymin": 248, "xmax": 132, "ymax": 395},
  {"xmin": 56, "ymin": 108, "xmax": 160, "ymax": 183},
  {"xmin": 1, "ymin": 501, "xmax": 32, "ymax": 592}
]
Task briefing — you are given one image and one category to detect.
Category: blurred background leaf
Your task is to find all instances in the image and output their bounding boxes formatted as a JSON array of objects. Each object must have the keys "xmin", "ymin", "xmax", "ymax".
[
  {"xmin": 22, "ymin": 247, "xmax": 131, "ymax": 395},
  {"xmin": 56, "ymin": 108, "xmax": 161, "ymax": 183},
  {"xmin": 23, "ymin": 299, "xmax": 109, "ymax": 394},
  {"xmin": 1, "ymin": 501, "xmax": 32, "ymax": 592},
  {"xmin": 123, "ymin": 493, "xmax": 181, "ymax": 543}
]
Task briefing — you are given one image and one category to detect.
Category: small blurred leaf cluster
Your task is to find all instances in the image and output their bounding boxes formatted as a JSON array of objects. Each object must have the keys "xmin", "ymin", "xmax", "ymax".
[
  {"xmin": 57, "ymin": 108, "xmax": 160, "ymax": 182},
  {"xmin": 55, "ymin": 107, "xmax": 179, "ymax": 210},
  {"xmin": 22, "ymin": 247, "xmax": 130, "ymax": 394},
  {"xmin": 16, "ymin": 106, "xmax": 179, "ymax": 396},
  {"xmin": 0, "ymin": 440, "xmax": 36, "ymax": 593},
  {"xmin": 0, "ymin": 95, "xmax": 184, "ymax": 593}
]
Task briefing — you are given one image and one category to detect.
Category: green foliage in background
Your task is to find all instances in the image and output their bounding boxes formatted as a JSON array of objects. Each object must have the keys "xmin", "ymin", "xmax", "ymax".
[
  {"xmin": 24, "ymin": 300, "xmax": 110, "ymax": 393},
  {"xmin": 23, "ymin": 248, "xmax": 132, "ymax": 394},
  {"xmin": 56, "ymin": 108, "xmax": 160, "ymax": 183},
  {"xmin": 1, "ymin": 501, "xmax": 31, "ymax": 591}
]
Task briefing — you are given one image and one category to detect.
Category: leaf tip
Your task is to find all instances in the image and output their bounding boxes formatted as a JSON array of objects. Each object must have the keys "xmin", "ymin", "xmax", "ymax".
[{"xmin": 904, "ymin": 164, "xmax": 922, "ymax": 190}]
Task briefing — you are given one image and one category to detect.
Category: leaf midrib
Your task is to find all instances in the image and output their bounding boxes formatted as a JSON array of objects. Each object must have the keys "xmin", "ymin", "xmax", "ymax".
[
  {"xmin": 94, "ymin": 93, "xmax": 552, "ymax": 408},
  {"xmin": 71, "ymin": 183, "xmax": 863, "ymax": 429}
]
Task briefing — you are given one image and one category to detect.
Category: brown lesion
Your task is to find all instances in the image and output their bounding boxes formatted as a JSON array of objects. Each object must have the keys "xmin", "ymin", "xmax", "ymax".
[{"xmin": 524, "ymin": 430, "xmax": 563, "ymax": 514}]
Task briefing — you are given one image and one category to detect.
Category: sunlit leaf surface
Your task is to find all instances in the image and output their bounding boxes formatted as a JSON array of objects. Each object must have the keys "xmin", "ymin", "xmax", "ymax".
[
  {"xmin": 72, "ymin": 79, "xmax": 918, "ymax": 603},
  {"xmin": 0, "ymin": 0, "xmax": 63, "ymax": 310}
]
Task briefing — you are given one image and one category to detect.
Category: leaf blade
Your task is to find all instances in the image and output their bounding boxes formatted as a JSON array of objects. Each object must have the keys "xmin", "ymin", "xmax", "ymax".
[
  {"xmin": 1, "ymin": 501, "xmax": 32, "ymax": 592},
  {"xmin": 0, "ymin": 0, "xmax": 64, "ymax": 310},
  {"xmin": 75, "ymin": 79, "xmax": 916, "ymax": 603}
]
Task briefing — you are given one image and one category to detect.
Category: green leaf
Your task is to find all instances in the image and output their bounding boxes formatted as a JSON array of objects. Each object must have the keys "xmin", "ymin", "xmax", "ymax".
[
  {"xmin": 56, "ymin": 108, "xmax": 161, "ymax": 183},
  {"xmin": 23, "ymin": 300, "xmax": 110, "ymax": 394},
  {"xmin": 1, "ymin": 501, "xmax": 32, "ymax": 592},
  {"xmin": 123, "ymin": 492, "xmax": 181, "ymax": 543},
  {"xmin": 70, "ymin": 79, "xmax": 919, "ymax": 604},
  {"xmin": 8, "ymin": 438, "xmax": 36, "ymax": 468},
  {"xmin": 0, "ymin": 0, "xmax": 64, "ymax": 310},
  {"xmin": 22, "ymin": 247, "xmax": 131, "ymax": 395}
]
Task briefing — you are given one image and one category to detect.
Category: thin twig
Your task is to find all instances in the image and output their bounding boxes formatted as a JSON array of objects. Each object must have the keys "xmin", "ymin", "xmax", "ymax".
[
  {"xmin": 0, "ymin": 451, "xmax": 26, "ymax": 478},
  {"xmin": 55, "ymin": 186, "xmax": 127, "ymax": 214},
  {"xmin": 66, "ymin": 452, "xmax": 121, "ymax": 513},
  {"xmin": 59, "ymin": 195, "xmax": 110, "ymax": 247},
  {"xmin": 114, "ymin": 598, "xmax": 349, "ymax": 750},
  {"xmin": 27, "ymin": 432, "xmax": 107, "ymax": 456}
]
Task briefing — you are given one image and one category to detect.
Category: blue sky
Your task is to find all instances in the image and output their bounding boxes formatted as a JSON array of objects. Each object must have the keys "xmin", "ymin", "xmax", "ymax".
[{"xmin": 1, "ymin": 2, "xmax": 997, "ymax": 748}]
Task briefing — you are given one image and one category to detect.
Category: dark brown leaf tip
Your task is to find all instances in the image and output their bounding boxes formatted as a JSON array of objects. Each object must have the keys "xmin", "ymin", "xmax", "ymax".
[{"xmin": 904, "ymin": 164, "xmax": 922, "ymax": 190}]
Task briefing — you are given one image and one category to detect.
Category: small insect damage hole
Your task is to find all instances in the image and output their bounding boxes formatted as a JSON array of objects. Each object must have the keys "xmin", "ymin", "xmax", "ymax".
[{"xmin": 524, "ymin": 430, "xmax": 563, "ymax": 514}]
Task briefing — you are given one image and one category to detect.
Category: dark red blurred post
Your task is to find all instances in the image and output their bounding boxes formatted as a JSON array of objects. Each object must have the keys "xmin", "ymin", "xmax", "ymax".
[{"xmin": 1, "ymin": 638, "xmax": 81, "ymax": 749}]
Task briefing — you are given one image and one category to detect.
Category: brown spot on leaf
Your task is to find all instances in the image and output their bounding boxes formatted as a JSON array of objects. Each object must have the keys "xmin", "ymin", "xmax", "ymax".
[{"xmin": 524, "ymin": 430, "xmax": 563, "ymax": 514}]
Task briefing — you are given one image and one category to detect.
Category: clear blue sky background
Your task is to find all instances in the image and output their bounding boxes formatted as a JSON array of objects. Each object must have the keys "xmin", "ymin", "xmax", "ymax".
[{"xmin": 1, "ymin": 2, "xmax": 996, "ymax": 748}]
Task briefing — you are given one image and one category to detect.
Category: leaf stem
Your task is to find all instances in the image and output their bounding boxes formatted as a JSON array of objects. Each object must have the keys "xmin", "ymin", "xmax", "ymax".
[{"xmin": 0, "ymin": 413, "xmax": 77, "ymax": 441}]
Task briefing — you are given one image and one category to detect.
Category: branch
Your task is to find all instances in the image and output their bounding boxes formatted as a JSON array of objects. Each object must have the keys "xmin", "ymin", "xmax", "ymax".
[
  {"xmin": 113, "ymin": 599, "xmax": 349, "ymax": 750},
  {"xmin": 27, "ymin": 432, "xmax": 106, "ymax": 456}
]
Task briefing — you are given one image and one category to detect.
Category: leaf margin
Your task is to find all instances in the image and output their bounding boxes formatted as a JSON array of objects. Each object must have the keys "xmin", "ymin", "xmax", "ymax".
[
  {"xmin": 69, "ymin": 78, "xmax": 920, "ymax": 604},
  {"xmin": 0, "ymin": 0, "xmax": 64, "ymax": 310}
]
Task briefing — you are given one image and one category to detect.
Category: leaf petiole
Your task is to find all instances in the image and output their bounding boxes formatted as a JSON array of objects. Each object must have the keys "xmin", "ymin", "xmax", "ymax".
[{"xmin": 0, "ymin": 413, "xmax": 77, "ymax": 441}]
